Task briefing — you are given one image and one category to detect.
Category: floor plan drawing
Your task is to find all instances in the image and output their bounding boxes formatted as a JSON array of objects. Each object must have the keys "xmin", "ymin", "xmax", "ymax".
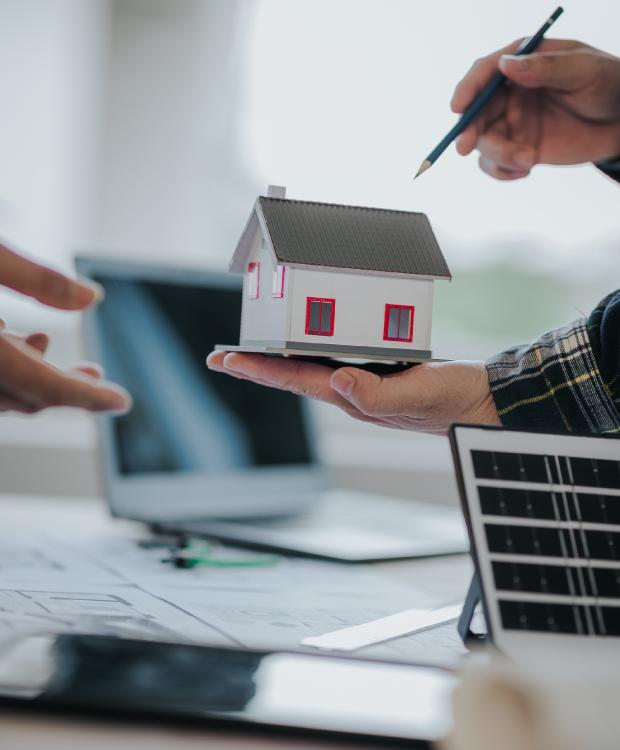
[{"xmin": 0, "ymin": 514, "xmax": 466, "ymax": 665}]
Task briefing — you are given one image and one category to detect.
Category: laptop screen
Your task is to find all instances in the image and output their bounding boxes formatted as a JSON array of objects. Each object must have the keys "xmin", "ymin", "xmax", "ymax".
[{"xmin": 91, "ymin": 273, "xmax": 312, "ymax": 476}]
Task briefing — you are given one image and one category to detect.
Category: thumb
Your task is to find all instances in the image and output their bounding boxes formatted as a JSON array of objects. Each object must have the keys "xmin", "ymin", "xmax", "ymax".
[
  {"xmin": 330, "ymin": 367, "xmax": 409, "ymax": 417},
  {"xmin": 499, "ymin": 50, "xmax": 594, "ymax": 91}
]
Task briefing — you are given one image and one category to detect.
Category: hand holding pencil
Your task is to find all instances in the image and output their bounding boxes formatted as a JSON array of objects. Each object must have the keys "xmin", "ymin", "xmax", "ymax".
[
  {"xmin": 451, "ymin": 39, "xmax": 620, "ymax": 180},
  {"xmin": 416, "ymin": 7, "xmax": 620, "ymax": 180}
]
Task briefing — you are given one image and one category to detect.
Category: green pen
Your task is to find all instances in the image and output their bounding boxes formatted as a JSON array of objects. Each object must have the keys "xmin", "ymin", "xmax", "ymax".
[{"xmin": 164, "ymin": 540, "xmax": 281, "ymax": 569}]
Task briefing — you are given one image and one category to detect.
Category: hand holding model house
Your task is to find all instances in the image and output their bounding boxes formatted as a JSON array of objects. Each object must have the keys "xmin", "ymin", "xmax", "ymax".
[
  {"xmin": 209, "ymin": 184, "xmax": 500, "ymax": 436},
  {"xmin": 207, "ymin": 350, "xmax": 500, "ymax": 436}
]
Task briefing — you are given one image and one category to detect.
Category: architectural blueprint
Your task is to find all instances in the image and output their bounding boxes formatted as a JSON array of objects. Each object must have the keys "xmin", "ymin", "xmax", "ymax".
[{"xmin": 0, "ymin": 522, "xmax": 466, "ymax": 665}]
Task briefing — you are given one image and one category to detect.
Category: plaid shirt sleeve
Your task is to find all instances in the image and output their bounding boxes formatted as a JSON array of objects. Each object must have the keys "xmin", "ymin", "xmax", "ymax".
[{"xmin": 485, "ymin": 290, "xmax": 620, "ymax": 434}]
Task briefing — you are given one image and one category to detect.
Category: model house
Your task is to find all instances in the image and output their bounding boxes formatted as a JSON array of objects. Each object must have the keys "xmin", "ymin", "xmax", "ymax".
[{"xmin": 219, "ymin": 186, "xmax": 451, "ymax": 362}]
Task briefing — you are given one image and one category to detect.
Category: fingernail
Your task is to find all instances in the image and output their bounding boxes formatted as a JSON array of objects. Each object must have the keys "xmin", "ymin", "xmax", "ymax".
[
  {"xmin": 501, "ymin": 54, "xmax": 531, "ymax": 69},
  {"xmin": 514, "ymin": 148, "xmax": 535, "ymax": 168},
  {"xmin": 223, "ymin": 353, "xmax": 241, "ymax": 371},
  {"xmin": 108, "ymin": 387, "xmax": 132, "ymax": 413},
  {"xmin": 78, "ymin": 278, "xmax": 105, "ymax": 304},
  {"xmin": 331, "ymin": 370, "xmax": 355, "ymax": 397}
]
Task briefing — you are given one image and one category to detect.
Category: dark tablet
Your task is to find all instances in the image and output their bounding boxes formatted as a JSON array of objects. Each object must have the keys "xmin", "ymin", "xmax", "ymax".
[{"xmin": 0, "ymin": 635, "xmax": 456, "ymax": 746}]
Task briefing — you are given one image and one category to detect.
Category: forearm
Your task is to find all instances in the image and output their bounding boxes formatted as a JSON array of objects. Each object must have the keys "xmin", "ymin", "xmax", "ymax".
[{"xmin": 485, "ymin": 291, "xmax": 620, "ymax": 434}]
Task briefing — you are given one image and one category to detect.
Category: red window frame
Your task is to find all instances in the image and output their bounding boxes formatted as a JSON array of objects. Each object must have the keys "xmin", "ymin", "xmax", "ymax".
[
  {"xmin": 383, "ymin": 304, "xmax": 414, "ymax": 342},
  {"xmin": 247, "ymin": 261, "xmax": 260, "ymax": 299},
  {"xmin": 272, "ymin": 264, "xmax": 286, "ymax": 298},
  {"xmin": 305, "ymin": 297, "xmax": 336, "ymax": 336}
]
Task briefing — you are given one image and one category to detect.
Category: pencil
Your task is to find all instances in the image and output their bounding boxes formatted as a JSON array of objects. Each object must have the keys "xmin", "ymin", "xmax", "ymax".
[{"xmin": 414, "ymin": 6, "xmax": 564, "ymax": 179}]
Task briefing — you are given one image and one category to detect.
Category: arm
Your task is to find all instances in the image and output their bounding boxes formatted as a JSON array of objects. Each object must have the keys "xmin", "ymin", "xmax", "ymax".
[{"xmin": 486, "ymin": 291, "xmax": 620, "ymax": 433}]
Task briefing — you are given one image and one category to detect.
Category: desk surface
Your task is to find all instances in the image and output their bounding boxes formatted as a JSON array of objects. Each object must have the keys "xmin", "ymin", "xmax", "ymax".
[{"xmin": 0, "ymin": 494, "xmax": 471, "ymax": 750}]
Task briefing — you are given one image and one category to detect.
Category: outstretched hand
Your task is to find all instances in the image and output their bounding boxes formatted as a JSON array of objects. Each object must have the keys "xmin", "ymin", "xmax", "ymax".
[
  {"xmin": 0, "ymin": 241, "xmax": 131, "ymax": 414},
  {"xmin": 452, "ymin": 39, "xmax": 620, "ymax": 179},
  {"xmin": 207, "ymin": 352, "xmax": 500, "ymax": 436}
]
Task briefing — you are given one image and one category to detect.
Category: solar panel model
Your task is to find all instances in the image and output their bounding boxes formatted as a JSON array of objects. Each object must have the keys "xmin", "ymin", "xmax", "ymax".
[{"xmin": 450, "ymin": 425, "xmax": 620, "ymax": 662}]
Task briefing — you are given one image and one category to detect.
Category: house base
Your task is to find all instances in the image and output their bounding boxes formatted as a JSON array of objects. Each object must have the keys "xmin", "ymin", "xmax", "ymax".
[{"xmin": 214, "ymin": 341, "xmax": 440, "ymax": 364}]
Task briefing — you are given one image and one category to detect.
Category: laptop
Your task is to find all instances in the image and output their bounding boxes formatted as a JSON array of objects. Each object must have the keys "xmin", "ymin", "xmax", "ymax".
[{"xmin": 76, "ymin": 257, "xmax": 467, "ymax": 561}]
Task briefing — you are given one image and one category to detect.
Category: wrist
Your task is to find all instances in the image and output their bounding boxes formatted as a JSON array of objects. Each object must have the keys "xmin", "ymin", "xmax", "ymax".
[{"xmin": 469, "ymin": 364, "xmax": 500, "ymax": 426}]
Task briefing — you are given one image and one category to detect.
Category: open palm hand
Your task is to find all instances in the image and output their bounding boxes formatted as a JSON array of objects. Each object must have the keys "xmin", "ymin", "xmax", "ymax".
[{"xmin": 207, "ymin": 352, "xmax": 499, "ymax": 436}]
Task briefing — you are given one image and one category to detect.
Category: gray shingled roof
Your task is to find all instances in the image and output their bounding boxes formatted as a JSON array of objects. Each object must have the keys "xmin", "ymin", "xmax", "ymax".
[{"xmin": 257, "ymin": 197, "xmax": 451, "ymax": 278}]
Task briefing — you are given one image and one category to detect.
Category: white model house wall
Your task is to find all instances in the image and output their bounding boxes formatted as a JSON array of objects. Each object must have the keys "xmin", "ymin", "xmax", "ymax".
[
  {"xmin": 287, "ymin": 267, "xmax": 434, "ymax": 351},
  {"xmin": 239, "ymin": 233, "xmax": 289, "ymax": 344}
]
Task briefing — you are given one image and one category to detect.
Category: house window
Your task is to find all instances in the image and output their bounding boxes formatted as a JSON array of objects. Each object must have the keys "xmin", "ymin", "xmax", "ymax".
[
  {"xmin": 247, "ymin": 262, "xmax": 260, "ymax": 299},
  {"xmin": 305, "ymin": 297, "xmax": 335, "ymax": 336},
  {"xmin": 272, "ymin": 264, "xmax": 285, "ymax": 298},
  {"xmin": 384, "ymin": 304, "xmax": 414, "ymax": 342}
]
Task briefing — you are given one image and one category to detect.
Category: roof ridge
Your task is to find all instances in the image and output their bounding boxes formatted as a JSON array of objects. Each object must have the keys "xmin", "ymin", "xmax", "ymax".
[{"xmin": 258, "ymin": 195, "xmax": 427, "ymax": 218}]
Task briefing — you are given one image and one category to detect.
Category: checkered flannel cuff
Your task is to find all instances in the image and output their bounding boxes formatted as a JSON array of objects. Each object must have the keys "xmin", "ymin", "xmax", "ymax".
[{"xmin": 485, "ymin": 319, "xmax": 620, "ymax": 434}]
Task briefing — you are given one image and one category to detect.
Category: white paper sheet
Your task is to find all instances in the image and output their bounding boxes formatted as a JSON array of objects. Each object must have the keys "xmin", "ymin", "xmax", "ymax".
[
  {"xmin": 0, "ymin": 526, "xmax": 466, "ymax": 664},
  {"xmin": 301, "ymin": 603, "xmax": 463, "ymax": 651}
]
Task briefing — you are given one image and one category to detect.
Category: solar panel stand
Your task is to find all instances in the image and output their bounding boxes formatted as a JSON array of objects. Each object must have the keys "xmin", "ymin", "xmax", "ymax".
[{"xmin": 458, "ymin": 572, "xmax": 488, "ymax": 646}]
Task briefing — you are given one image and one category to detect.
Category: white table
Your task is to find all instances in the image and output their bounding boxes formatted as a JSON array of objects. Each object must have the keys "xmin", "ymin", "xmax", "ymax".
[{"xmin": 0, "ymin": 494, "xmax": 471, "ymax": 750}]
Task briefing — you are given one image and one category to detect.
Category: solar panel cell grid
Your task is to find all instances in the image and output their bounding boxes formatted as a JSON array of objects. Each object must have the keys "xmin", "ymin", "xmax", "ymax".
[
  {"xmin": 499, "ymin": 600, "xmax": 620, "ymax": 636},
  {"xmin": 499, "ymin": 599, "xmax": 585, "ymax": 634},
  {"xmin": 478, "ymin": 486, "xmax": 560, "ymax": 520},
  {"xmin": 472, "ymin": 450, "xmax": 620, "ymax": 489},
  {"xmin": 568, "ymin": 457, "xmax": 620, "ymax": 490},
  {"xmin": 456, "ymin": 430, "xmax": 620, "ymax": 647},
  {"xmin": 484, "ymin": 524, "xmax": 575, "ymax": 558},
  {"xmin": 472, "ymin": 450, "xmax": 553, "ymax": 483},
  {"xmin": 491, "ymin": 560, "xmax": 620, "ymax": 599},
  {"xmin": 575, "ymin": 493, "xmax": 620, "ymax": 525},
  {"xmin": 492, "ymin": 561, "xmax": 575, "ymax": 596}
]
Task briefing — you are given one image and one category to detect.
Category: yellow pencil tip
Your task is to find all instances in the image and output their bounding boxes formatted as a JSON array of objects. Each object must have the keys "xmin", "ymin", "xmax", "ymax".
[{"xmin": 414, "ymin": 159, "xmax": 432, "ymax": 180}]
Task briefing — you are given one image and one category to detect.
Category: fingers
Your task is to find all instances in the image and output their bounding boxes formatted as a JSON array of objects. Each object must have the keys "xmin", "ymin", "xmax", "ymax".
[
  {"xmin": 451, "ymin": 39, "xmax": 582, "ymax": 113},
  {"xmin": 72, "ymin": 362, "xmax": 104, "ymax": 380},
  {"xmin": 207, "ymin": 351, "xmax": 388, "ymax": 424},
  {"xmin": 209, "ymin": 352, "xmax": 354, "ymax": 410},
  {"xmin": 0, "ymin": 243, "xmax": 104, "ymax": 311},
  {"xmin": 499, "ymin": 47, "xmax": 596, "ymax": 91},
  {"xmin": 476, "ymin": 129, "xmax": 536, "ymax": 178},
  {"xmin": 451, "ymin": 39, "xmax": 524, "ymax": 114},
  {"xmin": 330, "ymin": 367, "xmax": 414, "ymax": 418},
  {"xmin": 24, "ymin": 332, "xmax": 50, "ymax": 355},
  {"xmin": 0, "ymin": 336, "xmax": 131, "ymax": 413},
  {"xmin": 330, "ymin": 365, "xmax": 439, "ymax": 419},
  {"xmin": 454, "ymin": 90, "xmax": 507, "ymax": 156},
  {"xmin": 0, "ymin": 395, "xmax": 38, "ymax": 414},
  {"xmin": 0, "ymin": 330, "xmax": 50, "ymax": 355},
  {"xmin": 206, "ymin": 351, "xmax": 231, "ymax": 370},
  {"xmin": 211, "ymin": 353, "xmax": 403, "ymax": 427}
]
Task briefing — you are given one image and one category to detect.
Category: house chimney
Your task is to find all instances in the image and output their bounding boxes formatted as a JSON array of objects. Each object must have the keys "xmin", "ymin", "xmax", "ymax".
[{"xmin": 267, "ymin": 185, "xmax": 286, "ymax": 199}]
